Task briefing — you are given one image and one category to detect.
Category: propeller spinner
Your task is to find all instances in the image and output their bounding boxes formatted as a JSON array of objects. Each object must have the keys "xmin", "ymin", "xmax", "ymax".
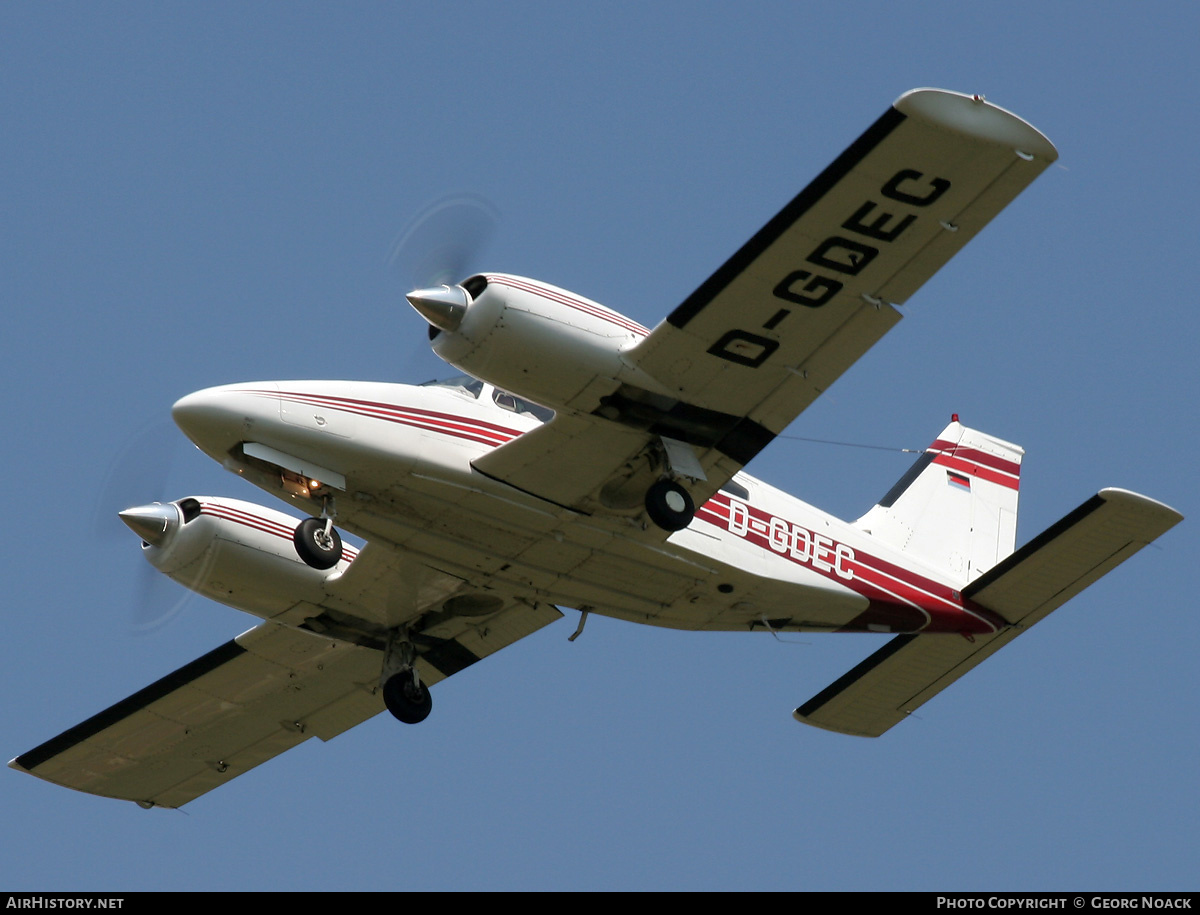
[{"xmin": 405, "ymin": 284, "xmax": 469, "ymax": 333}]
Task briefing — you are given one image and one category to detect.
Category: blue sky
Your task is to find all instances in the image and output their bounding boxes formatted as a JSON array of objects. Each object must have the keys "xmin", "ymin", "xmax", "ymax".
[{"xmin": 3, "ymin": 2, "xmax": 1196, "ymax": 891}]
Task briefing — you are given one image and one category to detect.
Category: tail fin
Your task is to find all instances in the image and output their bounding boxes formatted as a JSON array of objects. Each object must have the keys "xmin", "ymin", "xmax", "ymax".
[{"xmin": 855, "ymin": 417, "xmax": 1023, "ymax": 585}]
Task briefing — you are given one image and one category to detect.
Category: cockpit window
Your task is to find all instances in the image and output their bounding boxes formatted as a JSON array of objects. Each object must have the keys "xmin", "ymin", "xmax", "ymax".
[
  {"xmin": 420, "ymin": 376, "xmax": 553, "ymax": 422},
  {"xmin": 492, "ymin": 389, "xmax": 555, "ymax": 423},
  {"xmin": 419, "ymin": 375, "xmax": 484, "ymax": 399}
]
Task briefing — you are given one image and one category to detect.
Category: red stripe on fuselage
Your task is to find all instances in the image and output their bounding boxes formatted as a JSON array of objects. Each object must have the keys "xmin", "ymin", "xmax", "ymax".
[
  {"xmin": 697, "ymin": 492, "xmax": 1000, "ymax": 634},
  {"xmin": 259, "ymin": 389, "xmax": 524, "ymax": 448}
]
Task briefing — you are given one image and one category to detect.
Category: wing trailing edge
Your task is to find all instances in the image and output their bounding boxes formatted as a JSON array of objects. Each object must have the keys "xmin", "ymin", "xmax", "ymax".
[{"xmin": 794, "ymin": 488, "xmax": 1182, "ymax": 737}]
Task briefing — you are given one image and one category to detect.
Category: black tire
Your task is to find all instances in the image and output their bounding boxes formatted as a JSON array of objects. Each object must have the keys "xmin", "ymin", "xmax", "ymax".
[
  {"xmin": 645, "ymin": 479, "xmax": 695, "ymax": 532},
  {"xmin": 383, "ymin": 672, "xmax": 433, "ymax": 724},
  {"xmin": 293, "ymin": 517, "xmax": 343, "ymax": 570}
]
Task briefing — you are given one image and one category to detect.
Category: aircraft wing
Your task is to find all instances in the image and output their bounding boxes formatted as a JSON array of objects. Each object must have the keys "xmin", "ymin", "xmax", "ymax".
[
  {"xmin": 475, "ymin": 90, "xmax": 1057, "ymax": 515},
  {"xmin": 11, "ymin": 597, "xmax": 560, "ymax": 808},
  {"xmin": 9, "ymin": 623, "xmax": 381, "ymax": 808},
  {"xmin": 793, "ymin": 489, "xmax": 1182, "ymax": 737},
  {"xmin": 629, "ymin": 89, "xmax": 1057, "ymax": 429}
]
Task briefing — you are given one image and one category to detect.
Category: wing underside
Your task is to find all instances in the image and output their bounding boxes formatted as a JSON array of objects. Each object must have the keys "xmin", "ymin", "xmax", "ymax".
[
  {"xmin": 12, "ymin": 597, "xmax": 561, "ymax": 808},
  {"xmin": 11, "ymin": 623, "xmax": 382, "ymax": 808},
  {"xmin": 632, "ymin": 89, "xmax": 1059, "ymax": 428}
]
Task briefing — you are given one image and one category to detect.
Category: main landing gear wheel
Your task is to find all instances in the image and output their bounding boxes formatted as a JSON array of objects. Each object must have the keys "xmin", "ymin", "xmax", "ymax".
[
  {"xmin": 383, "ymin": 672, "xmax": 433, "ymax": 724},
  {"xmin": 645, "ymin": 479, "xmax": 695, "ymax": 532},
  {"xmin": 293, "ymin": 517, "xmax": 343, "ymax": 569}
]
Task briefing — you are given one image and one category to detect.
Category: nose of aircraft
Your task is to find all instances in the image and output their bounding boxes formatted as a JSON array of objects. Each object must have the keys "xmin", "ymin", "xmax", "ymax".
[
  {"xmin": 172, "ymin": 384, "xmax": 275, "ymax": 455},
  {"xmin": 118, "ymin": 502, "xmax": 179, "ymax": 547},
  {"xmin": 172, "ymin": 387, "xmax": 232, "ymax": 442}
]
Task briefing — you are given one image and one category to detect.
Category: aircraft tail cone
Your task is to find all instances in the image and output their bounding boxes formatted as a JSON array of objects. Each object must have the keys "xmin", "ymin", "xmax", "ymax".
[
  {"xmin": 119, "ymin": 503, "xmax": 179, "ymax": 548},
  {"xmin": 405, "ymin": 284, "xmax": 469, "ymax": 333}
]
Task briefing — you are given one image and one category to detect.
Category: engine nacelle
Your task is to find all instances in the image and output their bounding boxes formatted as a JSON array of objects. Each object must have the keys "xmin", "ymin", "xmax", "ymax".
[
  {"xmin": 413, "ymin": 273, "xmax": 664, "ymax": 414},
  {"xmin": 128, "ymin": 496, "xmax": 356, "ymax": 622}
]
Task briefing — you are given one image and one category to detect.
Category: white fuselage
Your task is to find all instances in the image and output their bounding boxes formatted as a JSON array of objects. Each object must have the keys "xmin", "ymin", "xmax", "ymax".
[{"xmin": 170, "ymin": 378, "xmax": 1002, "ymax": 638}]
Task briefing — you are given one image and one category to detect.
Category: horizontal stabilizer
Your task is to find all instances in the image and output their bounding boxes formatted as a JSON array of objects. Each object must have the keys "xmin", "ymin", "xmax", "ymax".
[
  {"xmin": 961, "ymin": 488, "xmax": 1181, "ymax": 624},
  {"xmin": 794, "ymin": 488, "xmax": 1182, "ymax": 737}
]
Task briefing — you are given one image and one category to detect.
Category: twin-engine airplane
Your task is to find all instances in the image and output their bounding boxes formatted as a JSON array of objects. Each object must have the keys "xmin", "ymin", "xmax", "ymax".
[{"xmin": 12, "ymin": 89, "xmax": 1182, "ymax": 809}]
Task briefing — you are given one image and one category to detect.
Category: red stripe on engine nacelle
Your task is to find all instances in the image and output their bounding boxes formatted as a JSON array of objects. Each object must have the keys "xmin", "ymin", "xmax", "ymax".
[{"xmin": 199, "ymin": 502, "xmax": 358, "ymax": 563}]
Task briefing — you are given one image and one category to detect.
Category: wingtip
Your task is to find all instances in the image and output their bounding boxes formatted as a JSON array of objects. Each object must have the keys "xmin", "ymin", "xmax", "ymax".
[
  {"xmin": 1096, "ymin": 487, "xmax": 1184, "ymax": 527},
  {"xmin": 894, "ymin": 88, "xmax": 1059, "ymax": 163}
]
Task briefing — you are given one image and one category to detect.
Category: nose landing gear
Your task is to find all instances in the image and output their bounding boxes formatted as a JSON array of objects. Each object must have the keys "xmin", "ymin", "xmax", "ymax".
[
  {"xmin": 293, "ymin": 517, "xmax": 343, "ymax": 569},
  {"xmin": 293, "ymin": 495, "xmax": 343, "ymax": 570}
]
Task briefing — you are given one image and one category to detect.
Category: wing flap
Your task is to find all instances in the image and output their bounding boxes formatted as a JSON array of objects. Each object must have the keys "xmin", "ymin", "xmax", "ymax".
[
  {"xmin": 750, "ymin": 301, "xmax": 902, "ymax": 434},
  {"xmin": 471, "ymin": 412, "xmax": 653, "ymax": 509},
  {"xmin": 416, "ymin": 600, "xmax": 563, "ymax": 687},
  {"xmin": 794, "ymin": 489, "xmax": 1182, "ymax": 737},
  {"xmin": 472, "ymin": 411, "xmax": 742, "ymax": 522}
]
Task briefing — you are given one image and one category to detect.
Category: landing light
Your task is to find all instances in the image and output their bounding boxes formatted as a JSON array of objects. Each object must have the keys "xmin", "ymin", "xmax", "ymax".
[{"xmin": 281, "ymin": 469, "xmax": 319, "ymax": 498}]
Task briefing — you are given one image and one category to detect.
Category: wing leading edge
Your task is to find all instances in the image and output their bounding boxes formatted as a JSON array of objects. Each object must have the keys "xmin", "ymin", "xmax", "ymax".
[{"xmin": 793, "ymin": 489, "xmax": 1182, "ymax": 737}]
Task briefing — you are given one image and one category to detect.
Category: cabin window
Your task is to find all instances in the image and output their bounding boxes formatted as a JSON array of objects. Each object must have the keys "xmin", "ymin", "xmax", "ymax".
[
  {"xmin": 492, "ymin": 389, "xmax": 554, "ymax": 423},
  {"xmin": 420, "ymin": 376, "xmax": 484, "ymax": 399}
]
